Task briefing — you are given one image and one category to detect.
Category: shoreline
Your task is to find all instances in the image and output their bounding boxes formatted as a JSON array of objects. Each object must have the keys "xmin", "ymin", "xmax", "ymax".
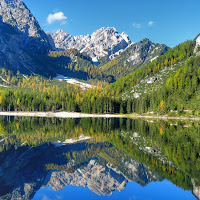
[
  {"xmin": 0, "ymin": 111, "xmax": 126, "ymax": 118},
  {"xmin": 0, "ymin": 111, "xmax": 199, "ymax": 120},
  {"xmin": 133, "ymin": 115, "xmax": 200, "ymax": 121}
]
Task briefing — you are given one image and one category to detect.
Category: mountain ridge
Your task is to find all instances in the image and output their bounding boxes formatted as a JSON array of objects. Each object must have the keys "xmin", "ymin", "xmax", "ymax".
[
  {"xmin": 0, "ymin": 0, "xmax": 170, "ymax": 83},
  {"xmin": 100, "ymin": 38, "xmax": 169, "ymax": 79},
  {"xmin": 46, "ymin": 27, "xmax": 132, "ymax": 63}
]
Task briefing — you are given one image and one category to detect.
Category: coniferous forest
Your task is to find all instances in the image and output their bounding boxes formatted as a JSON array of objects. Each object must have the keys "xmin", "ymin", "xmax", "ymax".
[{"xmin": 0, "ymin": 39, "xmax": 199, "ymax": 116}]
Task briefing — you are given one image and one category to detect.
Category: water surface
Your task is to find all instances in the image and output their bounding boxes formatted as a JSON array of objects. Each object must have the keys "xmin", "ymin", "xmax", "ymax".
[{"xmin": 0, "ymin": 117, "xmax": 199, "ymax": 199}]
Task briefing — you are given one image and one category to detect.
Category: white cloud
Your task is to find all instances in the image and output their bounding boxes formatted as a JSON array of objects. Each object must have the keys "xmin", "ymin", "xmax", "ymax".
[
  {"xmin": 47, "ymin": 12, "xmax": 67, "ymax": 25},
  {"xmin": 132, "ymin": 23, "xmax": 141, "ymax": 29},
  {"xmin": 148, "ymin": 21, "xmax": 155, "ymax": 27}
]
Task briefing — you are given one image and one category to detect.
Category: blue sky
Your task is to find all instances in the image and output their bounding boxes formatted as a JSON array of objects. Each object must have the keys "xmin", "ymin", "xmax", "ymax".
[{"xmin": 23, "ymin": 0, "xmax": 200, "ymax": 48}]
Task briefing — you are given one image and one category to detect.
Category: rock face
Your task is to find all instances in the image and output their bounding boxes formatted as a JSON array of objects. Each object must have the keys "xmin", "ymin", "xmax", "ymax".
[
  {"xmin": 42, "ymin": 161, "xmax": 127, "ymax": 196},
  {"xmin": 192, "ymin": 179, "xmax": 200, "ymax": 200},
  {"xmin": 0, "ymin": 0, "xmax": 51, "ymax": 74},
  {"xmin": 0, "ymin": 0, "xmax": 50, "ymax": 53},
  {"xmin": 118, "ymin": 38, "xmax": 169, "ymax": 66},
  {"xmin": 46, "ymin": 27, "xmax": 131, "ymax": 62},
  {"xmin": 42, "ymin": 157, "xmax": 161, "ymax": 196},
  {"xmin": 42, "ymin": 149, "xmax": 162, "ymax": 196},
  {"xmin": 0, "ymin": 18, "xmax": 38, "ymax": 73},
  {"xmin": 101, "ymin": 38, "xmax": 169, "ymax": 79}
]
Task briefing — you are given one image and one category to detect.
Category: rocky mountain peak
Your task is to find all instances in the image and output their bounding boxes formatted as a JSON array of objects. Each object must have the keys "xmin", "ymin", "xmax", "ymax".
[
  {"xmin": 121, "ymin": 32, "xmax": 130, "ymax": 43},
  {"xmin": 0, "ymin": 0, "xmax": 50, "ymax": 53},
  {"xmin": 46, "ymin": 27, "xmax": 132, "ymax": 62},
  {"xmin": 94, "ymin": 26, "xmax": 117, "ymax": 33},
  {"xmin": 141, "ymin": 38, "xmax": 151, "ymax": 42},
  {"xmin": 56, "ymin": 29, "xmax": 68, "ymax": 34},
  {"xmin": 91, "ymin": 27, "xmax": 124, "ymax": 41},
  {"xmin": 1, "ymin": 0, "xmax": 20, "ymax": 5},
  {"xmin": 55, "ymin": 29, "xmax": 70, "ymax": 38}
]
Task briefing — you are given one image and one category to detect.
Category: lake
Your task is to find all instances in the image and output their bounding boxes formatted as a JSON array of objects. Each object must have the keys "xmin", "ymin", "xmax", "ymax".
[{"xmin": 0, "ymin": 117, "xmax": 199, "ymax": 200}]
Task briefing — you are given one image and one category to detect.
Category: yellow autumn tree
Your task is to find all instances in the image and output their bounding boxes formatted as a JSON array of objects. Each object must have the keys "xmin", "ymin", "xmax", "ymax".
[
  {"xmin": 160, "ymin": 100, "xmax": 165, "ymax": 115},
  {"xmin": 17, "ymin": 98, "xmax": 20, "ymax": 111},
  {"xmin": 160, "ymin": 124, "xmax": 164, "ymax": 135}
]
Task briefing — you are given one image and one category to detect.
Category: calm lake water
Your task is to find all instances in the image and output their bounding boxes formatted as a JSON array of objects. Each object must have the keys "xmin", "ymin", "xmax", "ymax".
[{"xmin": 0, "ymin": 117, "xmax": 199, "ymax": 200}]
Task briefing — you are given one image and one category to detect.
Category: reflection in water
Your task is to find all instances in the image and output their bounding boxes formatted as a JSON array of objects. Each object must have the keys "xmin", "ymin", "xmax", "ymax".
[
  {"xmin": 0, "ymin": 117, "xmax": 199, "ymax": 199},
  {"xmin": 0, "ymin": 141, "xmax": 162, "ymax": 199},
  {"xmin": 192, "ymin": 179, "xmax": 200, "ymax": 200}
]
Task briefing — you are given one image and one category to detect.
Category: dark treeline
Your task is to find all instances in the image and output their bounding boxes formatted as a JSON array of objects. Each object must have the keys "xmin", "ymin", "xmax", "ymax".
[{"xmin": 0, "ymin": 86, "xmax": 124, "ymax": 113}]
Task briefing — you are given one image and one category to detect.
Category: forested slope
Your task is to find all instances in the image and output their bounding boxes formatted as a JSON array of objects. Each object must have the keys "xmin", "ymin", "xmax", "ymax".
[
  {"xmin": 0, "ymin": 37, "xmax": 199, "ymax": 116},
  {"xmin": 106, "ymin": 40, "xmax": 195, "ymax": 95}
]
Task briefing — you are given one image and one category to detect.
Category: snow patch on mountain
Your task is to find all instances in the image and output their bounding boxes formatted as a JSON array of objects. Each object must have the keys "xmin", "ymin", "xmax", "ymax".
[
  {"xmin": 53, "ymin": 74, "xmax": 95, "ymax": 89},
  {"xmin": 151, "ymin": 56, "xmax": 159, "ymax": 62}
]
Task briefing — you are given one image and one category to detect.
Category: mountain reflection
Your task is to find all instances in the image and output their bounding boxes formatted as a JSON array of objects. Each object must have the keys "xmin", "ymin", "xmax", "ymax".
[{"xmin": 0, "ymin": 117, "xmax": 199, "ymax": 199}]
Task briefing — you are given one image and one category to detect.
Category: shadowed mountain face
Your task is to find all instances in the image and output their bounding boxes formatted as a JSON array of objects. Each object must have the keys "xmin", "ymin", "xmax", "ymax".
[
  {"xmin": 0, "ymin": 141, "xmax": 163, "ymax": 199},
  {"xmin": 0, "ymin": 0, "xmax": 52, "ymax": 75},
  {"xmin": 0, "ymin": 19, "xmax": 49, "ymax": 75},
  {"xmin": 0, "ymin": 0, "xmax": 50, "ymax": 53}
]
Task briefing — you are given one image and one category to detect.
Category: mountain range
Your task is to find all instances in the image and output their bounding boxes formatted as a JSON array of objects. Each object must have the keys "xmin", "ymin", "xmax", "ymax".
[
  {"xmin": 0, "ymin": 0, "xmax": 169, "ymax": 81},
  {"xmin": 46, "ymin": 27, "xmax": 131, "ymax": 63}
]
